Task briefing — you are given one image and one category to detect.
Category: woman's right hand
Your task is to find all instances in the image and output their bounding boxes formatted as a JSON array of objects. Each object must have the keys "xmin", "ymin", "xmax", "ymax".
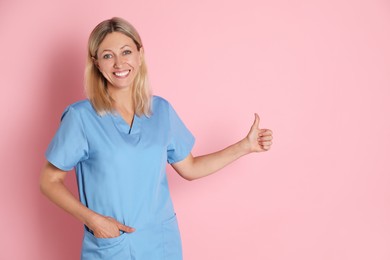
[{"xmin": 87, "ymin": 215, "xmax": 135, "ymax": 238}]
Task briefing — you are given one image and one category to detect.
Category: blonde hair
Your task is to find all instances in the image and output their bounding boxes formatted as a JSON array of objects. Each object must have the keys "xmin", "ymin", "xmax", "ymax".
[{"xmin": 85, "ymin": 17, "xmax": 152, "ymax": 116}]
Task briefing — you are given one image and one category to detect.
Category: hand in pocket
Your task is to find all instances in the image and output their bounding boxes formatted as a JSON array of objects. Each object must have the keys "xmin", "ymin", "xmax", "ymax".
[{"xmin": 89, "ymin": 215, "xmax": 135, "ymax": 238}]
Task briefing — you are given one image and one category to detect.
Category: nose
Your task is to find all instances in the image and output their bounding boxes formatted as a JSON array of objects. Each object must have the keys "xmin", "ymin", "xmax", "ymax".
[{"xmin": 113, "ymin": 55, "xmax": 124, "ymax": 68}]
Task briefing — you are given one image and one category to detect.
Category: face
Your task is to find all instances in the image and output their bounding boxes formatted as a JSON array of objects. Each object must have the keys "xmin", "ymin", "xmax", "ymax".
[{"xmin": 95, "ymin": 32, "xmax": 143, "ymax": 90}]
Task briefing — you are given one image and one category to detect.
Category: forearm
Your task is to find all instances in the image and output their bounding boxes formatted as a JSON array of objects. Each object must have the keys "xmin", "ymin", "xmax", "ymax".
[
  {"xmin": 39, "ymin": 163, "xmax": 98, "ymax": 228},
  {"xmin": 174, "ymin": 138, "xmax": 251, "ymax": 180},
  {"xmin": 173, "ymin": 113, "xmax": 273, "ymax": 181}
]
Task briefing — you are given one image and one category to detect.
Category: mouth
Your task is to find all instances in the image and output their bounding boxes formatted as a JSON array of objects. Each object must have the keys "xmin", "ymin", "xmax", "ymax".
[{"xmin": 113, "ymin": 70, "xmax": 130, "ymax": 77}]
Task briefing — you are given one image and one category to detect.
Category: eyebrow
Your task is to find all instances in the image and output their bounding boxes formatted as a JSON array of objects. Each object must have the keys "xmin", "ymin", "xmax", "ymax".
[{"xmin": 101, "ymin": 45, "xmax": 132, "ymax": 53}]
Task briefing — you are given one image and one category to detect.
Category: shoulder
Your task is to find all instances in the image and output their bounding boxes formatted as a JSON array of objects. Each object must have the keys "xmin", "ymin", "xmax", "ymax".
[
  {"xmin": 67, "ymin": 99, "xmax": 93, "ymax": 111},
  {"xmin": 152, "ymin": 95, "xmax": 171, "ymax": 107},
  {"xmin": 60, "ymin": 100, "xmax": 95, "ymax": 120},
  {"xmin": 64, "ymin": 99, "xmax": 96, "ymax": 115},
  {"xmin": 151, "ymin": 95, "xmax": 174, "ymax": 113}
]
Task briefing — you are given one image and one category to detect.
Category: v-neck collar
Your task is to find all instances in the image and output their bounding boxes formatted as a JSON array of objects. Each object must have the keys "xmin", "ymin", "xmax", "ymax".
[{"xmin": 110, "ymin": 112, "xmax": 141, "ymax": 135}]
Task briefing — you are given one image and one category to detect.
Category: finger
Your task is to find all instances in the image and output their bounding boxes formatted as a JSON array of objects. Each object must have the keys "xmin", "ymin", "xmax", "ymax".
[
  {"xmin": 118, "ymin": 223, "xmax": 136, "ymax": 233},
  {"xmin": 261, "ymin": 145, "xmax": 271, "ymax": 151},
  {"xmin": 259, "ymin": 129, "xmax": 272, "ymax": 135},
  {"xmin": 260, "ymin": 141, "xmax": 272, "ymax": 146},
  {"xmin": 252, "ymin": 113, "xmax": 260, "ymax": 130},
  {"xmin": 107, "ymin": 217, "xmax": 136, "ymax": 233},
  {"xmin": 258, "ymin": 136, "xmax": 273, "ymax": 141}
]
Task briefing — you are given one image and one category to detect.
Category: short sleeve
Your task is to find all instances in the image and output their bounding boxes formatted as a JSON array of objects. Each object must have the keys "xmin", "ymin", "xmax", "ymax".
[
  {"xmin": 167, "ymin": 103, "xmax": 195, "ymax": 164},
  {"xmin": 45, "ymin": 106, "xmax": 89, "ymax": 171}
]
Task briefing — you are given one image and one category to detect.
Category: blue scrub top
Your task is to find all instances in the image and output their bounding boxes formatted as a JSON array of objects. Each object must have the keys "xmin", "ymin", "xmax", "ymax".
[{"xmin": 45, "ymin": 96, "xmax": 194, "ymax": 259}]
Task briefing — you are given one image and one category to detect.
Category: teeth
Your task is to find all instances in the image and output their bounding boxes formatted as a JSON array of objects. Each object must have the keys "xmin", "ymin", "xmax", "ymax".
[{"xmin": 114, "ymin": 71, "xmax": 130, "ymax": 77}]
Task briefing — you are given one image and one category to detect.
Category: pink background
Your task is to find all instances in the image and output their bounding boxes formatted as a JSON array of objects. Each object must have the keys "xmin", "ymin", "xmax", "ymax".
[{"xmin": 1, "ymin": 0, "xmax": 389, "ymax": 259}]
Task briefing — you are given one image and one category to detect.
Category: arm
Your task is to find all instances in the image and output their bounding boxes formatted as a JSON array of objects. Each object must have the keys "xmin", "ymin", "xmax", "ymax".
[
  {"xmin": 172, "ymin": 113, "xmax": 273, "ymax": 181},
  {"xmin": 39, "ymin": 161, "xmax": 135, "ymax": 237}
]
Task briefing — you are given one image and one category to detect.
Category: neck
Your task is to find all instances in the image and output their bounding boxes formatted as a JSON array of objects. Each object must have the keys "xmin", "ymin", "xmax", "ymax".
[{"xmin": 108, "ymin": 85, "xmax": 134, "ymax": 113}]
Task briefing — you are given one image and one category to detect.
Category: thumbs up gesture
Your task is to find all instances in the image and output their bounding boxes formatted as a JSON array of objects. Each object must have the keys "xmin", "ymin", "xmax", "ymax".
[{"xmin": 246, "ymin": 113, "xmax": 273, "ymax": 152}]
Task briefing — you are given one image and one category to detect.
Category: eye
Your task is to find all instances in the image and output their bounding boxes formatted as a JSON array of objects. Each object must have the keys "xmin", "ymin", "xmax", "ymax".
[
  {"xmin": 103, "ymin": 53, "xmax": 112, "ymax": 59},
  {"xmin": 123, "ymin": 50, "xmax": 132, "ymax": 55}
]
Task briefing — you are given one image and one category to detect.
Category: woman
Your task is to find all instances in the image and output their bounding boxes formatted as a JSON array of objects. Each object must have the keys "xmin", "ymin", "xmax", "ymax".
[{"xmin": 40, "ymin": 17, "xmax": 273, "ymax": 260}]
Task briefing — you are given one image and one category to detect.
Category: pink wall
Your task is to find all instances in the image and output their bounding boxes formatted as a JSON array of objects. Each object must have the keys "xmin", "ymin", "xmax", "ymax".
[{"xmin": 1, "ymin": 0, "xmax": 389, "ymax": 259}]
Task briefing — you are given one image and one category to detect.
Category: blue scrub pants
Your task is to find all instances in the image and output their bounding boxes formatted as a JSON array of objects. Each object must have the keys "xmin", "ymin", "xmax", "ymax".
[{"xmin": 81, "ymin": 215, "xmax": 183, "ymax": 260}]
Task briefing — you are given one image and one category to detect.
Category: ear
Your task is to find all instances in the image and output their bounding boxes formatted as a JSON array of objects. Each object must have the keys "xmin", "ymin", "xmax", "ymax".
[{"xmin": 92, "ymin": 57, "xmax": 100, "ymax": 69}]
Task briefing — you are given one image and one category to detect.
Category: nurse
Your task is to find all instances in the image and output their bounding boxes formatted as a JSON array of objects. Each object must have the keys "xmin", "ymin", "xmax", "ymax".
[{"xmin": 40, "ymin": 17, "xmax": 273, "ymax": 260}]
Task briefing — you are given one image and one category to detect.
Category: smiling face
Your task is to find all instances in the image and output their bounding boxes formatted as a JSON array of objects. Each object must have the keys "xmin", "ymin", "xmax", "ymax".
[{"xmin": 95, "ymin": 32, "xmax": 143, "ymax": 91}]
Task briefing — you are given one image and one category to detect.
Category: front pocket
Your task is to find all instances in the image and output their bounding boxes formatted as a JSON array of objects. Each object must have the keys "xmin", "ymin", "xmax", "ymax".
[
  {"xmin": 81, "ymin": 230, "xmax": 130, "ymax": 260},
  {"xmin": 86, "ymin": 230, "xmax": 126, "ymax": 248},
  {"xmin": 162, "ymin": 214, "xmax": 183, "ymax": 260}
]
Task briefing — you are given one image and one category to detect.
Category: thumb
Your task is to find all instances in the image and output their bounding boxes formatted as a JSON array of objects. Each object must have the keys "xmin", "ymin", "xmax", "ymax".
[
  {"xmin": 251, "ymin": 113, "xmax": 260, "ymax": 130},
  {"xmin": 118, "ymin": 223, "xmax": 136, "ymax": 233}
]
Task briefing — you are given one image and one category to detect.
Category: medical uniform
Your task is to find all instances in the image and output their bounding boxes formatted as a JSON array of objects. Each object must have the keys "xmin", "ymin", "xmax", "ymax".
[{"xmin": 46, "ymin": 96, "xmax": 195, "ymax": 260}]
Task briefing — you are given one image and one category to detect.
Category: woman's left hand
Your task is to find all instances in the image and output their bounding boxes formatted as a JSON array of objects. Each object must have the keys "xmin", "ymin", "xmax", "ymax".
[{"xmin": 245, "ymin": 113, "xmax": 273, "ymax": 153}]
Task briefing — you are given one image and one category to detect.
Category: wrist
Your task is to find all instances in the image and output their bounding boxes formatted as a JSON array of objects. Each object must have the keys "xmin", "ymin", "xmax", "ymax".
[
  {"xmin": 83, "ymin": 210, "xmax": 102, "ymax": 231},
  {"xmin": 238, "ymin": 137, "xmax": 252, "ymax": 155}
]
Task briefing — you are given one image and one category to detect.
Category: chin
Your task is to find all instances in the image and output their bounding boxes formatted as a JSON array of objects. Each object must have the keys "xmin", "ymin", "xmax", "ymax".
[{"xmin": 111, "ymin": 82, "xmax": 133, "ymax": 89}]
